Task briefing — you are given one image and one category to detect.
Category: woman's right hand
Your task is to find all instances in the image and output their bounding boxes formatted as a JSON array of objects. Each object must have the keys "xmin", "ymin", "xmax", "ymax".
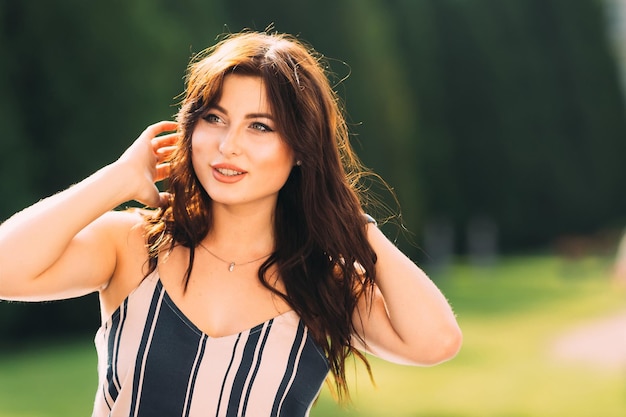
[{"xmin": 115, "ymin": 121, "xmax": 179, "ymax": 207}]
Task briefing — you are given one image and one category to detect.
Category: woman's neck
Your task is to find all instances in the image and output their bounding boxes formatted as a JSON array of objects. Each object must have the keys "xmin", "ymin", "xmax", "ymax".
[{"xmin": 202, "ymin": 204, "xmax": 276, "ymax": 259}]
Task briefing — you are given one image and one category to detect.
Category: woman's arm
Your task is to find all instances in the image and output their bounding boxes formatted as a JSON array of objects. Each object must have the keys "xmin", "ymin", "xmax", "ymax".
[
  {"xmin": 0, "ymin": 121, "xmax": 178, "ymax": 301},
  {"xmin": 352, "ymin": 223, "xmax": 462, "ymax": 366}
]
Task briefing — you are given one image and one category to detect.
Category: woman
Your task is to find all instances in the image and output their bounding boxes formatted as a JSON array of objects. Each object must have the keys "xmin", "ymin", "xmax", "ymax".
[{"xmin": 0, "ymin": 31, "xmax": 461, "ymax": 416}]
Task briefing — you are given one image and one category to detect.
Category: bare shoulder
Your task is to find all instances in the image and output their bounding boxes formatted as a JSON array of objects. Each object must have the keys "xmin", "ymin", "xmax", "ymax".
[
  {"xmin": 98, "ymin": 208, "xmax": 156, "ymax": 320},
  {"xmin": 90, "ymin": 208, "xmax": 152, "ymax": 251},
  {"xmin": 97, "ymin": 208, "xmax": 154, "ymax": 270},
  {"xmin": 94, "ymin": 208, "xmax": 148, "ymax": 233}
]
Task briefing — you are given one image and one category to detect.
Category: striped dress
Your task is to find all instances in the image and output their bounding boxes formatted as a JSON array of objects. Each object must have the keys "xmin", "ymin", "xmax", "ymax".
[{"xmin": 92, "ymin": 271, "xmax": 330, "ymax": 417}]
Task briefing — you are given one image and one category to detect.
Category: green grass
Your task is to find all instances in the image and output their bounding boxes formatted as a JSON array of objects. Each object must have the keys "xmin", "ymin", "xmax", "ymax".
[
  {"xmin": 0, "ymin": 337, "xmax": 98, "ymax": 416},
  {"xmin": 1, "ymin": 256, "xmax": 625, "ymax": 416},
  {"xmin": 313, "ymin": 256, "xmax": 626, "ymax": 416}
]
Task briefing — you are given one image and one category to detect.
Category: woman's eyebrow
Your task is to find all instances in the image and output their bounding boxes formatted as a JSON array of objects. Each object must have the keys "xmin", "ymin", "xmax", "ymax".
[
  {"xmin": 246, "ymin": 112, "xmax": 274, "ymax": 120},
  {"xmin": 210, "ymin": 104, "xmax": 274, "ymax": 120}
]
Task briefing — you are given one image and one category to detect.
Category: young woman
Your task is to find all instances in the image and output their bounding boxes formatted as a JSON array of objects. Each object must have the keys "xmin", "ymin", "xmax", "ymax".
[{"xmin": 0, "ymin": 31, "xmax": 461, "ymax": 416}]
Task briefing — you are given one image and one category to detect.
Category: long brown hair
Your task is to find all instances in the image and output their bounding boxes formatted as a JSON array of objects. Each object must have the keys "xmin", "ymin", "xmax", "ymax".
[{"xmin": 145, "ymin": 31, "xmax": 378, "ymax": 401}]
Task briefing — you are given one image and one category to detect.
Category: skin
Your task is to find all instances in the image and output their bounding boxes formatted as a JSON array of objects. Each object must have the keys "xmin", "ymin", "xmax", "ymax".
[
  {"xmin": 0, "ymin": 75, "xmax": 461, "ymax": 366},
  {"xmin": 161, "ymin": 75, "xmax": 296, "ymax": 337}
]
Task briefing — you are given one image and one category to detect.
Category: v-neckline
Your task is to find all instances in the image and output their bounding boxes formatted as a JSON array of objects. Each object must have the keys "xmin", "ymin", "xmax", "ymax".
[{"xmin": 155, "ymin": 276, "xmax": 298, "ymax": 340}]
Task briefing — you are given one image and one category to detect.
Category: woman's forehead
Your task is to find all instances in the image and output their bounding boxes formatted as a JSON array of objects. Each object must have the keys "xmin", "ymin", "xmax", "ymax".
[{"xmin": 215, "ymin": 74, "xmax": 272, "ymax": 115}]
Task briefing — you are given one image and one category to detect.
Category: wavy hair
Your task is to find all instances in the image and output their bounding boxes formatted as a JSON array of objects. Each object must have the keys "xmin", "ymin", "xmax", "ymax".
[{"xmin": 144, "ymin": 31, "xmax": 378, "ymax": 401}]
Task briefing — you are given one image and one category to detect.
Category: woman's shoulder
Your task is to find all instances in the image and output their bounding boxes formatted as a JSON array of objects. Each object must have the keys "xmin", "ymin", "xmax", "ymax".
[
  {"xmin": 95, "ymin": 208, "xmax": 154, "ymax": 237},
  {"xmin": 100, "ymin": 208, "xmax": 160, "ymax": 254},
  {"xmin": 101, "ymin": 206, "xmax": 153, "ymax": 223},
  {"xmin": 98, "ymin": 208, "xmax": 156, "ymax": 319}
]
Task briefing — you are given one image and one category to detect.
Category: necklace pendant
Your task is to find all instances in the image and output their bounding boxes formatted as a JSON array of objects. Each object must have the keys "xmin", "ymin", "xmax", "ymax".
[{"xmin": 228, "ymin": 262, "xmax": 235, "ymax": 272}]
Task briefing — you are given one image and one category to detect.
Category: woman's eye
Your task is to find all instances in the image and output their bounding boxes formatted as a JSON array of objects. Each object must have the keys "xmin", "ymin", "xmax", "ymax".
[
  {"xmin": 203, "ymin": 113, "xmax": 222, "ymax": 124},
  {"xmin": 251, "ymin": 122, "xmax": 273, "ymax": 133}
]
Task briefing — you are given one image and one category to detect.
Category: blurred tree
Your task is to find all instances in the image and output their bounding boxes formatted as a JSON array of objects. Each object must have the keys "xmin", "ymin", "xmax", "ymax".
[
  {"xmin": 0, "ymin": 0, "xmax": 226, "ymax": 342},
  {"xmin": 2, "ymin": 0, "xmax": 626, "ymax": 341},
  {"xmin": 0, "ymin": 0, "xmax": 226, "ymax": 217},
  {"xmin": 392, "ymin": 0, "xmax": 626, "ymax": 252}
]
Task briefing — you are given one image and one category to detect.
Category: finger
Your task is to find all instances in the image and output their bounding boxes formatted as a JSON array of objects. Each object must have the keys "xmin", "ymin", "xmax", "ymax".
[
  {"xmin": 156, "ymin": 145, "xmax": 178, "ymax": 154},
  {"xmin": 156, "ymin": 146, "xmax": 178, "ymax": 162},
  {"xmin": 151, "ymin": 133, "xmax": 180, "ymax": 150},
  {"xmin": 155, "ymin": 162, "xmax": 171, "ymax": 182},
  {"xmin": 142, "ymin": 121, "xmax": 179, "ymax": 140}
]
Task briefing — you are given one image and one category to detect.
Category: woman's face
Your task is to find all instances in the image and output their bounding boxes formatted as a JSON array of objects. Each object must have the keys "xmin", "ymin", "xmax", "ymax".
[{"xmin": 191, "ymin": 74, "xmax": 295, "ymax": 212}]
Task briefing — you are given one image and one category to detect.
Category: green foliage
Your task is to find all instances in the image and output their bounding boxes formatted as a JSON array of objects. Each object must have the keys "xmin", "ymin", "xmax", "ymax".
[
  {"xmin": 392, "ymin": 0, "xmax": 626, "ymax": 250},
  {"xmin": 1, "ymin": 0, "xmax": 625, "ymax": 247},
  {"xmin": 0, "ymin": 0, "xmax": 226, "ymax": 216},
  {"xmin": 2, "ymin": 0, "xmax": 626, "ymax": 341},
  {"xmin": 0, "ymin": 294, "xmax": 99, "ymax": 348}
]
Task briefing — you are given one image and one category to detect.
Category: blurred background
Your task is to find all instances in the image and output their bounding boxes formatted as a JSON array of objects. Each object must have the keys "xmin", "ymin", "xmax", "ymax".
[{"xmin": 1, "ymin": 0, "xmax": 626, "ymax": 416}]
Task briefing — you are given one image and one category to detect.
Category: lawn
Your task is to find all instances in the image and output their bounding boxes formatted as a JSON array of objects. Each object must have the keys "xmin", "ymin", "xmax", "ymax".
[{"xmin": 1, "ymin": 256, "xmax": 625, "ymax": 416}]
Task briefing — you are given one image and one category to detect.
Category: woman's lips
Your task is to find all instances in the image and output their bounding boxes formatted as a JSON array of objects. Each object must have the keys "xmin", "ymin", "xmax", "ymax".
[{"xmin": 211, "ymin": 163, "xmax": 247, "ymax": 183}]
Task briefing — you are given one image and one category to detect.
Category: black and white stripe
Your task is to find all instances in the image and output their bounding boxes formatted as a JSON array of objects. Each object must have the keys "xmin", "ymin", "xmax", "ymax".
[{"xmin": 92, "ymin": 273, "xmax": 329, "ymax": 417}]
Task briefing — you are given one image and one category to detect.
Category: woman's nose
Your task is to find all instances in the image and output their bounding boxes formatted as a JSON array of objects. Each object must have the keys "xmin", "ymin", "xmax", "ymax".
[{"xmin": 218, "ymin": 127, "xmax": 242, "ymax": 156}]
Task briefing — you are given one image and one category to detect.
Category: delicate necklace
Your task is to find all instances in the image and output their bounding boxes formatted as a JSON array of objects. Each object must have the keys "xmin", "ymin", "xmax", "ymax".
[{"xmin": 198, "ymin": 243, "xmax": 272, "ymax": 272}]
